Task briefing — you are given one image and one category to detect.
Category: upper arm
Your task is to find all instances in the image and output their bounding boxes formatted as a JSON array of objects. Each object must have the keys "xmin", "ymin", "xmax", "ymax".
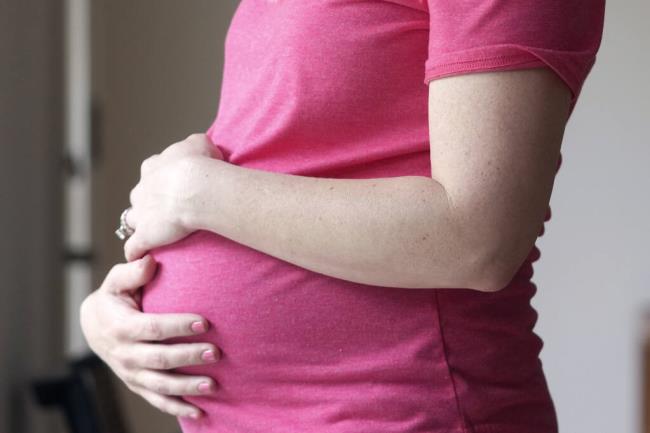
[
  {"xmin": 422, "ymin": 0, "xmax": 605, "ymax": 291},
  {"xmin": 427, "ymin": 68, "xmax": 571, "ymax": 291}
]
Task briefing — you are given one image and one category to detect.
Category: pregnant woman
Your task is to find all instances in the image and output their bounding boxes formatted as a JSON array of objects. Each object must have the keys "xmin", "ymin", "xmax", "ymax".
[{"xmin": 80, "ymin": 1, "xmax": 605, "ymax": 432}]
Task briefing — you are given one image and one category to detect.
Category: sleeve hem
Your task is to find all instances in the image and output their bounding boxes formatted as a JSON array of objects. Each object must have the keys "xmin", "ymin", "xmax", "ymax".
[
  {"xmin": 424, "ymin": 44, "xmax": 597, "ymax": 120},
  {"xmin": 424, "ymin": 54, "xmax": 546, "ymax": 81}
]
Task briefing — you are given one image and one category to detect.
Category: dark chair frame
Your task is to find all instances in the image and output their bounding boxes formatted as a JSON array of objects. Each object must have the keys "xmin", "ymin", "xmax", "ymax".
[{"xmin": 31, "ymin": 353, "xmax": 129, "ymax": 433}]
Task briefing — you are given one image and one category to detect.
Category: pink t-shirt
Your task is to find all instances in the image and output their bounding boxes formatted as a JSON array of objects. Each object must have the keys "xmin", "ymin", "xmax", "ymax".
[{"xmin": 142, "ymin": 1, "xmax": 605, "ymax": 432}]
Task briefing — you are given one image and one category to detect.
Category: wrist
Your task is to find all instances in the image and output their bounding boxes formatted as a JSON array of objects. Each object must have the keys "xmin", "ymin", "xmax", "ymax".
[{"xmin": 176, "ymin": 156, "xmax": 230, "ymax": 233}]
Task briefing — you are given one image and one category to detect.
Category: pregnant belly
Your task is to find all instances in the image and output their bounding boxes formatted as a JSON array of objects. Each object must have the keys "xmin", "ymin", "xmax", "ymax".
[{"xmin": 141, "ymin": 230, "xmax": 458, "ymax": 432}]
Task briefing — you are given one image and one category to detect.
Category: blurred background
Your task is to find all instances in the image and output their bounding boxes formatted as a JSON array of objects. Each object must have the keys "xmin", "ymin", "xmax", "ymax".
[{"xmin": 1, "ymin": 0, "xmax": 648, "ymax": 433}]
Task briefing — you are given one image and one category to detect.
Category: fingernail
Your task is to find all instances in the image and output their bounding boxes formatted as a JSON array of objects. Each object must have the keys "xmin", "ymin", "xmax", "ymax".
[
  {"xmin": 189, "ymin": 411, "xmax": 202, "ymax": 419},
  {"xmin": 191, "ymin": 321, "xmax": 207, "ymax": 333},
  {"xmin": 198, "ymin": 382, "xmax": 213, "ymax": 394},
  {"xmin": 201, "ymin": 350, "xmax": 217, "ymax": 363}
]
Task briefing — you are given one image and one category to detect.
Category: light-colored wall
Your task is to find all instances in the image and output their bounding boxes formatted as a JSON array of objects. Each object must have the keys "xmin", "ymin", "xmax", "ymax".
[
  {"xmin": 91, "ymin": 1, "xmax": 649, "ymax": 432},
  {"xmin": 533, "ymin": 1, "xmax": 650, "ymax": 432}
]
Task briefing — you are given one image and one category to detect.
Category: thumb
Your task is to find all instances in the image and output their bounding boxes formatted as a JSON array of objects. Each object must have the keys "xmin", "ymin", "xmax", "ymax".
[{"xmin": 124, "ymin": 230, "xmax": 150, "ymax": 262}]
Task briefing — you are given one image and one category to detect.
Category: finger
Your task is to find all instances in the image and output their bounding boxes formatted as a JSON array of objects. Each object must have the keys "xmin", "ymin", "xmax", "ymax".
[
  {"xmin": 130, "ymin": 384, "xmax": 204, "ymax": 419},
  {"xmin": 140, "ymin": 154, "xmax": 162, "ymax": 176},
  {"xmin": 160, "ymin": 139, "xmax": 187, "ymax": 158},
  {"xmin": 119, "ymin": 312, "xmax": 210, "ymax": 342},
  {"xmin": 121, "ymin": 342, "xmax": 221, "ymax": 370},
  {"xmin": 128, "ymin": 369, "xmax": 217, "ymax": 397},
  {"xmin": 124, "ymin": 231, "xmax": 150, "ymax": 262},
  {"xmin": 187, "ymin": 133, "xmax": 222, "ymax": 160},
  {"xmin": 184, "ymin": 132, "xmax": 214, "ymax": 152},
  {"xmin": 162, "ymin": 133, "xmax": 215, "ymax": 159},
  {"xmin": 103, "ymin": 255, "xmax": 157, "ymax": 294},
  {"xmin": 124, "ymin": 206, "xmax": 138, "ymax": 231},
  {"xmin": 128, "ymin": 184, "xmax": 140, "ymax": 208}
]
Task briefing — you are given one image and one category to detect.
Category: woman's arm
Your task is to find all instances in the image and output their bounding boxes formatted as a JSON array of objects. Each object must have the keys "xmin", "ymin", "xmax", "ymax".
[
  {"xmin": 126, "ymin": 67, "xmax": 571, "ymax": 292},
  {"xmin": 180, "ymin": 160, "xmax": 477, "ymax": 290}
]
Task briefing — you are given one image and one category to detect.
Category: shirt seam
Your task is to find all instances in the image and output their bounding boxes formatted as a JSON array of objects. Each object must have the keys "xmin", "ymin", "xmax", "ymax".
[
  {"xmin": 424, "ymin": 56, "xmax": 547, "ymax": 84},
  {"xmin": 430, "ymin": 290, "xmax": 471, "ymax": 433},
  {"xmin": 426, "ymin": 52, "xmax": 542, "ymax": 68}
]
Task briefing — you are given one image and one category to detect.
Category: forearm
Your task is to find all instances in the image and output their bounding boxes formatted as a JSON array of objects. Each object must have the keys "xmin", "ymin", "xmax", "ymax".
[{"xmin": 183, "ymin": 158, "xmax": 492, "ymax": 290}]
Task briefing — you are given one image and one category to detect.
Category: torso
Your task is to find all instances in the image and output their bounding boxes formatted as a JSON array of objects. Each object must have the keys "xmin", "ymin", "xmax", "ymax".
[{"xmin": 141, "ymin": 1, "xmax": 559, "ymax": 432}]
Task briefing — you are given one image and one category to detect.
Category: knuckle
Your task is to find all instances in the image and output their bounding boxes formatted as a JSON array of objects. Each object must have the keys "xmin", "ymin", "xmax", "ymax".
[
  {"xmin": 161, "ymin": 142, "xmax": 179, "ymax": 155},
  {"xmin": 121, "ymin": 369, "xmax": 136, "ymax": 386},
  {"xmin": 161, "ymin": 401, "xmax": 177, "ymax": 416},
  {"xmin": 152, "ymin": 379, "xmax": 170, "ymax": 395},
  {"xmin": 129, "ymin": 187, "xmax": 138, "ymax": 205},
  {"xmin": 148, "ymin": 352, "xmax": 169, "ymax": 370},
  {"xmin": 187, "ymin": 381, "xmax": 201, "ymax": 394},
  {"xmin": 163, "ymin": 404, "xmax": 179, "ymax": 418},
  {"xmin": 142, "ymin": 318, "xmax": 163, "ymax": 340},
  {"xmin": 137, "ymin": 255, "xmax": 149, "ymax": 270},
  {"xmin": 102, "ymin": 272, "xmax": 126, "ymax": 295},
  {"xmin": 104, "ymin": 264, "xmax": 123, "ymax": 287},
  {"xmin": 123, "ymin": 241, "xmax": 132, "ymax": 261},
  {"xmin": 111, "ymin": 322, "xmax": 130, "ymax": 340},
  {"xmin": 79, "ymin": 296, "xmax": 94, "ymax": 329},
  {"xmin": 143, "ymin": 391, "xmax": 162, "ymax": 408},
  {"xmin": 79, "ymin": 295, "xmax": 90, "ymax": 316},
  {"xmin": 108, "ymin": 345, "xmax": 123, "ymax": 363},
  {"xmin": 119, "ymin": 351, "xmax": 137, "ymax": 369},
  {"xmin": 140, "ymin": 157, "xmax": 154, "ymax": 174},
  {"xmin": 107, "ymin": 263, "xmax": 121, "ymax": 276},
  {"xmin": 109, "ymin": 345, "xmax": 130, "ymax": 367},
  {"xmin": 188, "ymin": 349, "xmax": 202, "ymax": 364},
  {"xmin": 130, "ymin": 369, "xmax": 146, "ymax": 387}
]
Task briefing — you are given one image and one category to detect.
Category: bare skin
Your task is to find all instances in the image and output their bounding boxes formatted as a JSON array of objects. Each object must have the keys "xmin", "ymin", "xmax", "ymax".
[{"xmin": 80, "ymin": 67, "xmax": 571, "ymax": 417}]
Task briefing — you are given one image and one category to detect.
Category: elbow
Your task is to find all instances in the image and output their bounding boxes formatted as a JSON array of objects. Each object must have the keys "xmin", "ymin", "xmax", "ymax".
[
  {"xmin": 474, "ymin": 267, "xmax": 516, "ymax": 294},
  {"xmin": 465, "ymin": 244, "xmax": 522, "ymax": 293}
]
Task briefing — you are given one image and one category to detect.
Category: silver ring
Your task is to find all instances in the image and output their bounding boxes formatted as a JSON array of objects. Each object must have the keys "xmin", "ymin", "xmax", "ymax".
[{"xmin": 115, "ymin": 207, "xmax": 135, "ymax": 240}]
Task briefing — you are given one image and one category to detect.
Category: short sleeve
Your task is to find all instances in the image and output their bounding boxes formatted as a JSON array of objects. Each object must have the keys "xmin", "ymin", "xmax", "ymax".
[{"xmin": 423, "ymin": 0, "xmax": 606, "ymax": 119}]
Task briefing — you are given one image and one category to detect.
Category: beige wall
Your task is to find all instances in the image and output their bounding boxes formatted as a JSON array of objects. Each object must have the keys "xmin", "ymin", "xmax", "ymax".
[
  {"xmin": 91, "ymin": 1, "xmax": 239, "ymax": 431},
  {"xmin": 0, "ymin": 1, "xmax": 66, "ymax": 432}
]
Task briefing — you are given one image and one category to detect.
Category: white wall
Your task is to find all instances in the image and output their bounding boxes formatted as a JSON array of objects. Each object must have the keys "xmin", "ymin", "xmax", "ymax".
[{"xmin": 533, "ymin": 1, "xmax": 650, "ymax": 432}]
